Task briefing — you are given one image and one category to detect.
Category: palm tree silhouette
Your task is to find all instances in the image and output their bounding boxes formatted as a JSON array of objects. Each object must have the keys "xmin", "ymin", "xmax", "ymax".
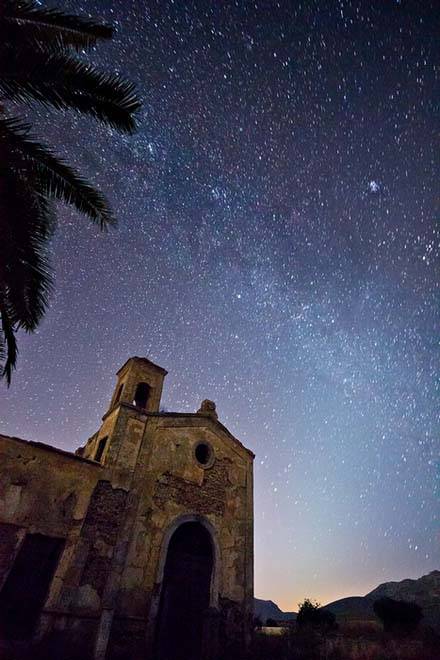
[{"xmin": 0, "ymin": 0, "xmax": 141, "ymax": 384}]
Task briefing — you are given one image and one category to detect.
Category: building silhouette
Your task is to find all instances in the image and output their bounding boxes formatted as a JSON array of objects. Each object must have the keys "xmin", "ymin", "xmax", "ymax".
[{"xmin": 0, "ymin": 357, "xmax": 254, "ymax": 659}]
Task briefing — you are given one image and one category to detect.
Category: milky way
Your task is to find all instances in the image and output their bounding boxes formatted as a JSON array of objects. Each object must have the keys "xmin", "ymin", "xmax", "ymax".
[{"xmin": 1, "ymin": 0, "xmax": 438, "ymax": 608}]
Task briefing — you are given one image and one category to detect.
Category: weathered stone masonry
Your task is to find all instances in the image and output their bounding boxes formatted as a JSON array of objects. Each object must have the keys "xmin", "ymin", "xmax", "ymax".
[{"xmin": 0, "ymin": 357, "xmax": 254, "ymax": 660}]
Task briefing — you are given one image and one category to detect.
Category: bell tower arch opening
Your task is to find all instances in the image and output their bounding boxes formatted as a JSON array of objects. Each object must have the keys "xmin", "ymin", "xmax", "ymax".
[
  {"xmin": 154, "ymin": 521, "xmax": 214, "ymax": 660},
  {"xmin": 133, "ymin": 381, "xmax": 150, "ymax": 409}
]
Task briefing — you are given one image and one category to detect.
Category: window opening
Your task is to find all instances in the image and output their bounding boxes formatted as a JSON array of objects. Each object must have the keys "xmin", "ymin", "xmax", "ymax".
[
  {"xmin": 94, "ymin": 436, "xmax": 107, "ymax": 463},
  {"xmin": 195, "ymin": 442, "xmax": 214, "ymax": 467}
]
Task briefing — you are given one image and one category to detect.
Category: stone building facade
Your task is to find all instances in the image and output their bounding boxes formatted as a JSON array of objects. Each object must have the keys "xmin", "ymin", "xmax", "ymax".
[{"xmin": 0, "ymin": 357, "xmax": 254, "ymax": 660}]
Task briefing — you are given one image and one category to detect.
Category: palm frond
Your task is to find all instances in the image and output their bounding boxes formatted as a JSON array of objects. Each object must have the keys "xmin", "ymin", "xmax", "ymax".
[
  {"xmin": 4, "ymin": 0, "xmax": 112, "ymax": 51},
  {"xmin": 0, "ymin": 164, "xmax": 54, "ymax": 331},
  {"xmin": 0, "ymin": 117, "xmax": 115, "ymax": 228},
  {"xmin": 0, "ymin": 2, "xmax": 140, "ymax": 385},
  {"xmin": 0, "ymin": 301, "xmax": 18, "ymax": 387},
  {"xmin": 1, "ymin": 52, "xmax": 140, "ymax": 132}
]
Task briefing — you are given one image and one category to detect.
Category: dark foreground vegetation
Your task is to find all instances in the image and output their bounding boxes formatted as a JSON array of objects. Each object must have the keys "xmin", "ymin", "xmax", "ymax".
[
  {"xmin": 252, "ymin": 626, "xmax": 440, "ymax": 660},
  {"xmin": 252, "ymin": 597, "xmax": 440, "ymax": 660}
]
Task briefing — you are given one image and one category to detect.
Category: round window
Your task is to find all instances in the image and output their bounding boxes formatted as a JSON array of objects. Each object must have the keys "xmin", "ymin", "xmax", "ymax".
[{"xmin": 194, "ymin": 442, "xmax": 214, "ymax": 468}]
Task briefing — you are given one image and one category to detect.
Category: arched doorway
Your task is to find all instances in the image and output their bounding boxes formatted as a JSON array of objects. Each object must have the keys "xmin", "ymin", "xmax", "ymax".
[{"xmin": 154, "ymin": 522, "xmax": 214, "ymax": 660}]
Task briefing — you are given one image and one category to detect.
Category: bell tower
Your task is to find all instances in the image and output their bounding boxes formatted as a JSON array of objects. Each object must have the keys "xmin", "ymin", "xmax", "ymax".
[
  {"xmin": 78, "ymin": 357, "xmax": 168, "ymax": 465},
  {"xmin": 108, "ymin": 356, "xmax": 168, "ymax": 413}
]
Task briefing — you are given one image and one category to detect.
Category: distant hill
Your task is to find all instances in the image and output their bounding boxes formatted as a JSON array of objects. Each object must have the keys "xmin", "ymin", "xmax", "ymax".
[
  {"xmin": 321, "ymin": 595, "xmax": 374, "ymax": 620},
  {"xmin": 366, "ymin": 569, "xmax": 440, "ymax": 631},
  {"xmin": 254, "ymin": 598, "xmax": 296, "ymax": 623},
  {"xmin": 322, "ymin": 570, "xmax": 440, "ymax": 632},
  {"xmin": 255, "ymin": 571, "xmax": 440, "ymax": 631}
]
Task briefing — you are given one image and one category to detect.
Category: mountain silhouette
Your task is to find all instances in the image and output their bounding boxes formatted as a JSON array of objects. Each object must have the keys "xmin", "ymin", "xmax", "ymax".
[{"xmin": 255, "ymin": 570, "xmax": 440, "ymax": 630}]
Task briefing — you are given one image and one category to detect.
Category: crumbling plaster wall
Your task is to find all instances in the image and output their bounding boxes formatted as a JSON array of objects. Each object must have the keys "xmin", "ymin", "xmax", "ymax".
[
  {"xmin": 0, "ymin": 435, "xmax": 99, "ymax": 542},
  {"xmin": 0, "ymin": 435, "xmax": 131, "ymax": 630}
]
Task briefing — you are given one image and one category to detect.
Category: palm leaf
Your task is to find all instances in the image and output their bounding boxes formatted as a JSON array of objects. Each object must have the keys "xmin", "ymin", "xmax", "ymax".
[
  {"xmin": 4, "ymin": 0, "xmax": 112, "ymax": 51},
  {"xmin": 0, "ymin": 117, "xmax": 115, "ymax": 228},
  {"xmin": 0, "ymin": 301, "xmax": 18, "ymax": 386},
  {"xmin": 1, "ymin": 52, "xmax": 140, "ymax": 132},
  {"xmin": 0, "ymin": 2, "xmax": 141, "ymax": 385},
  {"xmin": 0, "ymin": 164, "xmax": 54, "ymax": 332}
]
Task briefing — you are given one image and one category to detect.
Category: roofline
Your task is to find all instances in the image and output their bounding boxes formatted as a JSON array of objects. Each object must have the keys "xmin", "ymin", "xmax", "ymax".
[
  {"xmin": 0, "ymin": 433, "xmax": 101, "ymax": 466},
  {"xmin": 102, "ymin": 403, "xmax": 255, "ymax": 458},
  {"xmin": 116, "ymin": 356, "xmax": 168, "ymax": 376},
  {"xmin": 159, "ymin": 412, "xmax": 255, "ymax": 458}
]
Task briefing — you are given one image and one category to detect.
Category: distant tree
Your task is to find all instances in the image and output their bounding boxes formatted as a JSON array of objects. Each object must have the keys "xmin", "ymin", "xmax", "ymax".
[
  {"xmin": 296, "ymin": 598, "xmax": 336, "ymax": 631},
  {"xmin": 297, "ymin": 598, "xmax": 320, "ymax": 625},
  {"xmin": 266, "ymin": 618, "xmax": 279, "ymax": 627},
  {"xmin": 0, "ymin": 0, "xmax": 141, "ymax": 384},
  {"xmin": 373, "ymin": 597, "xmax": 423, "ymax": 635},
  {"xmin": 253, "ymin": 616, "xmax": 263, "ymax": 629}
]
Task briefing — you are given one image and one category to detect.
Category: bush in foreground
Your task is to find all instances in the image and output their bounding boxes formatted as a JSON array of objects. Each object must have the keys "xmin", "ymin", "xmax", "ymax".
[
  {"xmin": 296, "ymin": 598, "xmax": 337, "ymax": 631},
  {"xmin": 373, "ymin": 597, "xmax": 423, "ymax": 635}
]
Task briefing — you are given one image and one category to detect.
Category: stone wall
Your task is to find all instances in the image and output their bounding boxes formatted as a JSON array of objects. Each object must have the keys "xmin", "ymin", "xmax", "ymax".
[
  {"xmin": 0, "ymin": 434, "xmax": 101, "ymax": 539},
  {"xmin": 79, "ymin": 481, "xmax": 128, "ymax": 600},
  {"xmin": 153, "ymin": 457, "xmax": 231, "ymax": 516}
]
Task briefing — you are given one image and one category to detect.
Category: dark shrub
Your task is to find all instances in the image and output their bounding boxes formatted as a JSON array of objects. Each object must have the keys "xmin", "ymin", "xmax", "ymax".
[
  {"xmin": 296, "ymin": 598, "xmax": 337, "ymax": 631},
  {"xmin": 266, "ymin": 618, "xmax": 279, "ymax": 627},
  {"xmin": 373, "ymin": 597, "xmax": 423, "ymax": 635}
]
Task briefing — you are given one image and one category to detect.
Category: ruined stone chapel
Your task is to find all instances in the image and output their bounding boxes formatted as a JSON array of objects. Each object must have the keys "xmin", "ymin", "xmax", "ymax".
[{"xmin": 0, "ymin": 357, "xmax": 254, "ymax": 659}]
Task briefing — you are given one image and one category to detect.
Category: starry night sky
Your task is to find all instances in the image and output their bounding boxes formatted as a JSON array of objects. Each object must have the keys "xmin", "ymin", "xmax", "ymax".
[{"xmin": 1, "ymin": 0, "xmax": 439, "ymax": 609}]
